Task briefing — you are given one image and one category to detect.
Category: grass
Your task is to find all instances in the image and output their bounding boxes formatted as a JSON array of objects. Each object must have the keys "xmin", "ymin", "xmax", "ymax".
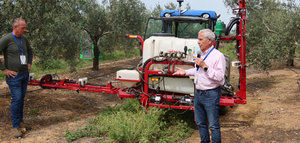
[
  {"xmin": 65, "ymin": 99, "xmax": 194, "ymax": 142},
  {"xmin": 28, "ymin": 109, "xmax": 37, "ymax": 115},
  {"xmin": 72, "ymin": 117, "xmax": 81, "ymax": 121}
]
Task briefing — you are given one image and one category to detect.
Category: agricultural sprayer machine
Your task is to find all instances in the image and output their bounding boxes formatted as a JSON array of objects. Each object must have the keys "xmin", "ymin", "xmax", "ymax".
[{"xmin": 29, "ymin": 0, "xmax": 247, "ymax": 111}]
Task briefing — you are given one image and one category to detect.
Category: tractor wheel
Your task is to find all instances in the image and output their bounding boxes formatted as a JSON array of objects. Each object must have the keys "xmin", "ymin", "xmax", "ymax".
[{"xmin": 40, "ymin": 74, "xmax": 53, "ymax": 89}]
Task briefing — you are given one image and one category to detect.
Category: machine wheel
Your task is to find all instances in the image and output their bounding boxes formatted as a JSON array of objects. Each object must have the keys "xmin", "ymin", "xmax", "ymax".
[
  {"xmin": 221, "ymin": 55, "xmax": 233, "ymax": 96},
  {"xmin": 224, "ymin": 54, "xmax": 231, "ymax": 83},
  {"xmin": 40, "ymin": 74, "xmax": 53, "ymax": 89}
]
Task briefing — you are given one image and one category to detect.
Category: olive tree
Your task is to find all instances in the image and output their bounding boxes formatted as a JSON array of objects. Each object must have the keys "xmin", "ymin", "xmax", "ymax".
[{"xmin": 224, "ymin": 0, "xmax": 300, "ymax": 70}]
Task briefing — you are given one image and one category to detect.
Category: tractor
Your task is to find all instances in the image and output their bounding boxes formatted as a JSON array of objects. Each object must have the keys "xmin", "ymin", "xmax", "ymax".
[{"xmin": 29, "ymin": 0, "xmax": 247, "ymax": 111}]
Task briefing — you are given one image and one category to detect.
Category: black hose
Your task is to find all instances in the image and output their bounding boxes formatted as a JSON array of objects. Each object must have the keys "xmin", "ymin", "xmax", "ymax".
[{"xmin": 225, "ymin": 17, "xmax": 240, "ymax": 36}]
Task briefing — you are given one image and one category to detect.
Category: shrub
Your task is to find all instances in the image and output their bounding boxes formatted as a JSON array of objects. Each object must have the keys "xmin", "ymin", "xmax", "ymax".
[
  {"xmin": 0, "ymin": 72, "xmax": 5, "ymax": 80},
  {"xmin": 103, "ymin": 48, "xmax": 140, "ymax": 61},
  {"xmin": 65, "ymin": 99, "xmax": 194, "ymax": 142},
  {"xmin": 34, "ymin": 59, "xmax": 67, "ymax": 70}
]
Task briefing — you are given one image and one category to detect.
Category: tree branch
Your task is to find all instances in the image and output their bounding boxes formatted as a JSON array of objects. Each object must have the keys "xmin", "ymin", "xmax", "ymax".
[
  {"xmin": 82, "ymin": 27, "xmax": 91, "ymax": 37},
  {"xmin": 96, "ymin": 31, "xmax": 112, "ymax": 38},
  {"xmin": 262, "ymin": 20, "xmax": 279, "ymax": 34},
  {"xmin": 102, "ymin": 31, "xmax": 113, "ymax": 36}
]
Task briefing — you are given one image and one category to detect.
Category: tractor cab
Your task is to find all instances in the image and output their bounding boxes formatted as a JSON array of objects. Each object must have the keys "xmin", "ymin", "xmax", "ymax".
[
  {"xmin": 145, "ymin": 10, "xmax": 219, "ymax": 39},
  {"xmin": 142, "ymin": 9, "xmax": 225, "ymax": 64}
]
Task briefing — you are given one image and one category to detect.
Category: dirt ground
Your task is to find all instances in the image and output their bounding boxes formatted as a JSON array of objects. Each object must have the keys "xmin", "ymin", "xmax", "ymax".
[{"xmin": 0, "ymin": 57, "xmax": 299, "ymax": 143}]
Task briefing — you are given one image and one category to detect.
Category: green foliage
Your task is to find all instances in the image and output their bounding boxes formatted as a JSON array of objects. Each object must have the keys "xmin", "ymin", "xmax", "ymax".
[
  {"xmin": 72, "ymin": 117, "xmax": 81, "ymax": 121},
  {"xmin": 0, "ymin": 72, "xmax": 5, "ymax": 81},
  {"xmin": 102, "ymin": 48, "xmax": 139, "ymax": 61},
  {"xmin": 28, "ymin": 109, "xmax": 37, "ymax": 115},
  {"xmin": 0, "ymin": 0, "xmax": 81, "ymax": 72},
  {"xmin": 29, "ymin": 59, "xmax": 72, "ymax": 77},
  {"xmin": 164, "ymin": 2, "xmax": 177, "ymax": 10},
  {"xmin": 65, "ymin": 99, "xmax": 194, "ymax": 142},
  {"xmin": 34, "ymin": 59, "xmax": 68, "ymax": 70},
  {"xmin": 150, "ymin": 4, "xmax": 163, "ymax": 17},
  {"xmin": 219, "ymin": 43, "xmax": 236, "ymax": 61},
  {"xmin": 102, "ymin": 0, "xmax": 147, "ymax": 56},
  {"xmin": 65, "ymin": 128, "xmax": 94, "ymax": 142},
  {"xmin": 224, "ymin": 0, "xmax": 300, "ymax": 70}
]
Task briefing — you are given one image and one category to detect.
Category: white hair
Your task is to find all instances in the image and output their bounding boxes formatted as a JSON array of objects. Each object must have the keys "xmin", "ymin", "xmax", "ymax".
[
  {"xmin": 198, "ymin": 29, "xmax": 215, "ymax": 43},
  {"xmin": 12, "ymin": 18, "xmax": 25, "ymax": 27}
]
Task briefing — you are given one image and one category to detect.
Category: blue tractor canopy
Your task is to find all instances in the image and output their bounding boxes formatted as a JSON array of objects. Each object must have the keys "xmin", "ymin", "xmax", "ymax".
[{"xmin": 160, "ymin": 10, "xmax": 217, "ymax": 19}]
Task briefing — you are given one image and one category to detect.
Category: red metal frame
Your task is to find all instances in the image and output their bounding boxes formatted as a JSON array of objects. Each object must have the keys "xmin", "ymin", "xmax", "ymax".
[
  {"xmin": 217, "ymin": 0, "xmax": 247, "ymax": 105},
  {"xmin": 28, "ymin": 0, "xmax": 247, "ymax": 110},
  {"xmin": 126, "ymin": 34, "xmax": 144, "ymax": 53}
]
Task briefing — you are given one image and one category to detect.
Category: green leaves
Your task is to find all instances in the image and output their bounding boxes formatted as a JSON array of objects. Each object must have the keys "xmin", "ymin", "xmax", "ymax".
[
  {"xmin": 0, "ymin": 0, "xmax": 82, "ymax": 72},
  {"xmin": 224, "ymin": 0, "xmax": 300, "ymax": 70},
  {"xmin": 65, "ymin": 99, "xmax": 194, "ymax": 142}
]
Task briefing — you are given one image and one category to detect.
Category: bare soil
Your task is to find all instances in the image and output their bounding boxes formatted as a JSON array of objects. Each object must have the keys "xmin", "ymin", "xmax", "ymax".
[{"xmin": 0, "ymin": 57, "xmax": 299, "ymax": 143}]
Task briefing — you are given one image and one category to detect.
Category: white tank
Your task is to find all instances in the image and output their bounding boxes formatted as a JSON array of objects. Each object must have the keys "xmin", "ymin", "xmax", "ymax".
[
  {"xmin": 116, "ymin": 36, "xmax": 199, "ymax": 95},
  {"xmin": 149, "ymin": 76, "xmax": 194, "ymax": 95},
  {"xmin": 115, "ymin": 70, "xmax": 140, "ymax": 88},
  {"xmin": 143, "ymin": 36, "xmax": 198, "ymax": 63}
]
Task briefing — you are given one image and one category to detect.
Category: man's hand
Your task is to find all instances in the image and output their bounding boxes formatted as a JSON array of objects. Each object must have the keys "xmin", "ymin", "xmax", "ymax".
[
  {"xmin": 195, "ymin": 58, "xmax": 207, "ymax": 68},
  {"xmin": 2, "ymin": 69, "xmax": 17, "ymax": 78},
  {"xmin": 28, "ymin": 64, "xmax": 31, "ymax": 72},
  {"xmin": 173, "ymin": 67, "xmax": 186, "ymax": 75}
]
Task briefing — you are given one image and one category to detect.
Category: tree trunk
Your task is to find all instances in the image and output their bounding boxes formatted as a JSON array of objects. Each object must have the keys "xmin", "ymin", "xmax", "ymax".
[
  {"xmin": 92, "ymin": 39, "xmax": 100, "ymax": 70},
  {"xmin": 287, "ymin": 47, "xmax": 295, "ymax": 67}
]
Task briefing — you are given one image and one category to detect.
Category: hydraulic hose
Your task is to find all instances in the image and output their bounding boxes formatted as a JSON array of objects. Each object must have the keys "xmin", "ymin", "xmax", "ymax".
[{"xmin": 225, "ymin": 17, "xmax": 240, "ymax": 36}]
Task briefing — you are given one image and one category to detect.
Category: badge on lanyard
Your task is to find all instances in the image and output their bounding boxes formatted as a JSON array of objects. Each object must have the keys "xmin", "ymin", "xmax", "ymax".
[
  {"xmin": 12, "ymin": 32, "xmax": 27, "ymax": 65},
  {"xmin": 20, "ymin": 55, "xmax": 27, "ymax": 65}
]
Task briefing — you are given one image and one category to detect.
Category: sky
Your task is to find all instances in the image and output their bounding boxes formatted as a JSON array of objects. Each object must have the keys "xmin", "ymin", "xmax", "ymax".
[{"xmin": 141, "ymin": 0, "xmax": 235, "ymax": 24}]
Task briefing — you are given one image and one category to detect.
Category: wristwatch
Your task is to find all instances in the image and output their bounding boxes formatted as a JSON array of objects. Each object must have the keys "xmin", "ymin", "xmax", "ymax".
[{"xmin": 203, "ymin": 66, "xmax": 208, "ymax": 72}]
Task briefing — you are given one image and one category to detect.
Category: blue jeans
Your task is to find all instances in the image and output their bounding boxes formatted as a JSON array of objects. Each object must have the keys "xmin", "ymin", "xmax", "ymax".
[
  {"xmin": 194, "ymin": 87, "xmax": 221, "ymax": 143},
  {"xmin": 6, "ymin": 72, "xmax": 29, "ymax": 128}
]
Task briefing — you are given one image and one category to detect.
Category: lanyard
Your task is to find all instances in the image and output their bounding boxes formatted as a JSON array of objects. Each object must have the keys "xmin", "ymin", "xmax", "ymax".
[
  {"xmin": 12, "ymin": 32, "xmax": 23, "ymax": 54},
  {"xmin": 203, "ymin": 47, "xmax": 214, "ymax": 61},
  {"xmin": 196, "ymin": 47, "xmax": 214, "ymax": 71}
]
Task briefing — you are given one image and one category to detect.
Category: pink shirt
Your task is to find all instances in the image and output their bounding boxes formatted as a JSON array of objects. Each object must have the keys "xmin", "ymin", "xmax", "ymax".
[{"xmin": 185, "ymin": 46, "xmax": 226, "ymax": 90}]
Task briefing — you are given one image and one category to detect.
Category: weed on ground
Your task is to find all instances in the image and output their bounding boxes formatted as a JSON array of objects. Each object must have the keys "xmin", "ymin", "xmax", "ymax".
[{"xmin": 65, "ymin": 99, "xmax": 194, "ymax": 142}]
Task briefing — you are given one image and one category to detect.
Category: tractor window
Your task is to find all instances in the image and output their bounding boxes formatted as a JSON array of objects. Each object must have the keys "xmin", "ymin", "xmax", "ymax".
[
  {"xmin": 177, "ymin": 22, "xmax": 208, "ymax": 38},
  {"xmin": 144, "ymin": 18, "xmax": 163, "ymax": 39}
]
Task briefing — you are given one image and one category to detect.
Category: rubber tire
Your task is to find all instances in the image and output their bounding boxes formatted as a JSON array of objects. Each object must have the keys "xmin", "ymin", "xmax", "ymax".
[
  {"xmin": 224, "ymin": 54, "xmax": 231, "ymax": 83},
  {"xmin": 40, "ymin": 74, "xmax": 53, "ymax": 89},
  {"xmin": 221, "ymin": 55, "xmax": 232, "ymax": 96}
]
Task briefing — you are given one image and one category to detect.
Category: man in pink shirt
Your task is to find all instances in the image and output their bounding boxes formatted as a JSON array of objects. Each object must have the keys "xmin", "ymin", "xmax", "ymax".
[{"xmin": 174, "ymin": 29, "xmax": 226, "ymax": 143}]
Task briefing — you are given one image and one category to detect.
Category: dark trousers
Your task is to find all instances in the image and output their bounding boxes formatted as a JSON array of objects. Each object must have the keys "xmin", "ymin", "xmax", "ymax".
[
  {"xmin": 194, "ymin": 87, "xmax": 221, "ymax": 143},
  {"xmin": 6, "ymin": 72, "xmax": 29, "ymax": 128}
]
